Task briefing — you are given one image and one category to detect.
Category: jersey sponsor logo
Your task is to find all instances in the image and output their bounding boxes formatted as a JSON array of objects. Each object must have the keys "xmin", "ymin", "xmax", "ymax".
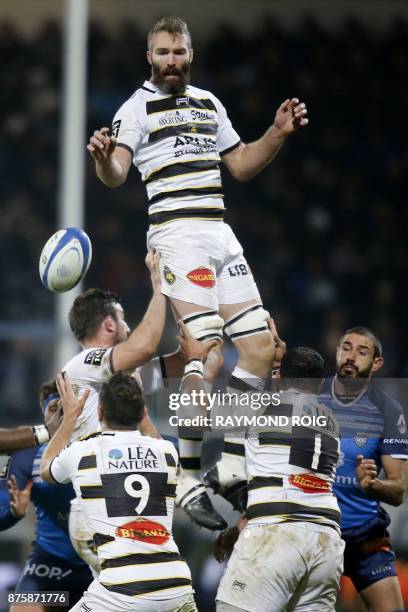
[
  {"xmin": 176, "ymin": 96, "xmax": 189, "ymax": 107},
  {"xmin": 191, "ymin": 109, "xmax": 216, "ymax": 122},
  {"xmin": 354, "ymin": 433, "xmax": 367, "ymax": 448},
  {"xmin": 163, "ymin": 265, "xmax": 176, "ymax": 285},
  {"xmin": 398, "ymin": 414, "xmax": 407, "ymax": 434},
  {"xmin": 84, "ymin": 349, "xmax": 107, "ymax": 366},
  {"xmin": 104, "ymin": 445, "xmax": 160, "ymax": 471},
  {"xmin": 288, "ymin": 473, "xmax": 331, "ymax": 494},
  {"xmin": 158, "ymin": 110, "xmax": 187, "ymax": 127},
  {"xmin": 111, "ymin": 120, "xmax": 121, "ymax": 138},
  {"xmin": 186, "ymin": 267, "xmax": 216, "ymax": 288},
  {"xmin": 116, "ymin": 518, "xmax": 170, "ymax": 545}
]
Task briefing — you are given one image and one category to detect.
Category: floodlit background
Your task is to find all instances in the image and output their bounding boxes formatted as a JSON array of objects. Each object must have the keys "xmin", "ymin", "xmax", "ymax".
[{"xmin": 0, "ymin": 1, "xmax": 408, "ymax": 610}]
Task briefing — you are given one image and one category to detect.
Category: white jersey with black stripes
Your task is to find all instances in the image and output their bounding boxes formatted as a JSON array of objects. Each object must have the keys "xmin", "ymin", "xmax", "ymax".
[
  {"xmin": 245, "ymin": 389, "xmax": 341, "ymax": 531},
  {"xmin": 62, "ymin": 349, "xmax": 165, "ymax": 443},
  {"xmin": 50, "ymin": 430, "xmax": 193, "ymax": 602},
  {"xmin": 112, "ymin": 81, "xmax": 240, "ymax": 218}
]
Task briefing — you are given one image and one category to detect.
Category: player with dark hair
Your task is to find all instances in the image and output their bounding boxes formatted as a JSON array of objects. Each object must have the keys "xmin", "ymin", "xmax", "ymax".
[
  {"xmin": 0, "ymin": 380, "xmax": 93, "ymax": 612},
  {"xmin": 87, "ymin": 14, "xmax": 308, "ymax": 509},
  {"xmin": 319, "ymin": 326, "xmax": 408, "ymax": 612},
  {"xmin": 216, "ymin": 347, "xmax": 343, "ymax": 611},
  {"xmin": 40, "ymin": 325, "xmax": 219, "ymax": 612}
]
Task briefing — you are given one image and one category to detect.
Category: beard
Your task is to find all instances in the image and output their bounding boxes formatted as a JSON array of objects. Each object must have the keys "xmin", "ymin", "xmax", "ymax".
[
  {"xmin": 151, "ymin": 60, "xmax": 190, "ymax": 94},
  {"xmin": 336, "ymin": 360, "xmax": 372, "ymax": 394}
]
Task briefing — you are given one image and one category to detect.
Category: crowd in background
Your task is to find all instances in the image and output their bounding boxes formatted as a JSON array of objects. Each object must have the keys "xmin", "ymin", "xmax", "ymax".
[{"xmin": 0, "ymin": 13, "xmax": 407, "ymax": 611}]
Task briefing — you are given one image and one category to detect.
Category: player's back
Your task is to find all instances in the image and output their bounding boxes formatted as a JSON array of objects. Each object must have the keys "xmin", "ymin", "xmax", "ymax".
[
  {"xmin": 245, "ymin": 389, "xmax": 341, "ymax": 531},
  {"xmin": 63, "ymin": 347, "xmax": 114, "ymax": 442},
  {"xmin": 53, "ymin": 430, "xmax": 192, "ymax": 601}
]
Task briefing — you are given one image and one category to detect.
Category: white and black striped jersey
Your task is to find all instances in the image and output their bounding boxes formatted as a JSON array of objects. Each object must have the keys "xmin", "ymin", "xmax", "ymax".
[
  {"xmin": 50, "ymin": 430, "xmax": 192, "ymax": 601},
  {"xmin": 62, "ymin": 348, "xmax": 160, "ymax": 443},
  {"xmin": 245, "ymin": 389, "xmax": 341, "ymax": 531},
  {"xmin": 112, "ymin": 81, "xmax": 241, "ymax": 221}
]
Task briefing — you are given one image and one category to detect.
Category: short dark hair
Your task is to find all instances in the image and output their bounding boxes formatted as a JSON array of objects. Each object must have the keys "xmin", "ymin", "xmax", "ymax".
[
  {"xmin": 338, "ymin": 326, "xmax": 382, "ymax": 359},
  {"xmin": 69, "ymin": 288, "xmax": 120, "ymax": 342},
  {"xmin": 280, "ymin": 347, "xmax": 325, "ymax": 393},
  {"xmin": 38, "ymin": 379, "xmax": 58, "ymax": 411},
  {"xmin": 148, "ymin": 16, "xmax": 192, "ymax": 50},
  {"xmin": 99, "ymin": 372, "xmax": 145, "ymax": 429}
]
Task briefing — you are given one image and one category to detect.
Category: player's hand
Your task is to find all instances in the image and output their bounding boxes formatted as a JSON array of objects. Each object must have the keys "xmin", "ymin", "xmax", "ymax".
[
  {"xmin": 145, "ymin": 250, "xmax": 162, "ymax": 293},
  {"xmin": 87, "ymin": 127, "xmax": 117, "ymax": 162},
  {"xmin": 203, "ymin": 343, "xmax": 224, "ymax": 383},
  {"xmin": 268, "ymin": 318, "xmax": 286, "ymax": 370},
  {"xmin": 8, "ymin": 475, "xmax": 33, "ymax": 518},
  {"xmin": 356, "ymin": 455, "xmax": 378, "ymax": 490},
  {"xmin": 56, "ymin": 373, "xmax": 90, "ymax": 422},
  {"xmin": 273, "ymin": 98, "xmax": 308, "ymax": 135},
  {"xmin": 213, "ymin": 517, "xmax": 247, "ymax": 563},
  {"xmin": 177, "ymin": 320, "xmax": 222, "ymax": 363}
]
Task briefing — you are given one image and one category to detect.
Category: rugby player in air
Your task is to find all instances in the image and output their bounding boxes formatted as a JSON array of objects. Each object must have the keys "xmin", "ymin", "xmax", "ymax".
[{"xmin": 87, "ymin": 15, "xmax": 308, "ymax": 514}]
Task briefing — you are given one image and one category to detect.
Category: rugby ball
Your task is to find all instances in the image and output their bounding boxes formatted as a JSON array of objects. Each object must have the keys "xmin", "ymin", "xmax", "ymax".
[{"xmin": 39, "ymin": 227, "xmax": 92, "ymax": 292}]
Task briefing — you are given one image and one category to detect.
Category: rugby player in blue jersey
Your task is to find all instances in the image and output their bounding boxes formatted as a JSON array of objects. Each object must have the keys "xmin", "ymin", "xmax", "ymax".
[
  {"xmin": 320, "ymin": 326, "xmax": 408, "ymax": 612},
  {"xmin": 0, "ymin": 380, "xmax": 93, "ymax": 612}
]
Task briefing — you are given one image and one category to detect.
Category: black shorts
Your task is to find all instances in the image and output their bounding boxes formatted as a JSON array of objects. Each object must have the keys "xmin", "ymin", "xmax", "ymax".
[
  {"xmin": 16, "ymin": 543, "xmax": 93, "ymax": 609},
  {"xmin": 343, "ymin": 524, "xmax": 397, "ymax": 592}
]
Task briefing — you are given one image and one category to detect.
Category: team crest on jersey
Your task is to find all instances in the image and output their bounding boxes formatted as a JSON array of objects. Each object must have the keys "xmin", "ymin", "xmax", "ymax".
[
  {"xmin": 186, "ymin": 267, "xmax": 216, "ymax": 288},
  {"xmin": 116, "ymin": 518, "xmax": 170, "ymax": 545},
  {"xmin": 163, "ymin": 266, "xmax": 176, "ymax": 285},
  {"xmin": 354, "ymin": 433, "xmax": 367, "ymax": 448},
  {"xmin": 84, "ymin": 349, "xmax": 107, "ymax": 366},
  {"xmin": 111, "ymin": 120, "xmax": 121, "ymax": 138}
]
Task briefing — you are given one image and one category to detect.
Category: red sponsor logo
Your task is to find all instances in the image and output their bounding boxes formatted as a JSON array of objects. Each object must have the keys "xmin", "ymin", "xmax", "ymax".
[
  {"xmin": 186, "ymin": 267, "xmax": 216, "ymax": 288},
  {"xmin": 288, "ymin": 473, "xmax": 331, "ymax": 494},
  {"xmin": 116, "ymin": 518, "xmax": 170, "ymax": 545}
]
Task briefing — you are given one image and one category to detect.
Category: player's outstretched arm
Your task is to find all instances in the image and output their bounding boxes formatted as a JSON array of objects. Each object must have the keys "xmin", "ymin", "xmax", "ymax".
[
  {"xmin": 0, "ymin": 425, "xmax": 50, "ymax": 454},
  {"xmin": 87, "ymin": 126, "xmax": 132, "ymax": 188},
  {"xmin": 222, "ymin": 98, "xmax": 308, "ymax": 182},
  {"xmin": 40, "ymin": 374, "xmax": 89, "ymax": 484},
  {"xmin": 356, "ymin": 454, "xmax": 408, "ymax": 506},
  {"xmin": 111, "ymin": 251, "xmax": 167, "ymax": 372}
]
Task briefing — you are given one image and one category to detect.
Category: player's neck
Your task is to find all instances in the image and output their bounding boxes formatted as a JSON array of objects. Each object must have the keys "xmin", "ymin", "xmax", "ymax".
[{"xmin": 82, "ymin": 336, "xmax": 114, "ymax": 350}]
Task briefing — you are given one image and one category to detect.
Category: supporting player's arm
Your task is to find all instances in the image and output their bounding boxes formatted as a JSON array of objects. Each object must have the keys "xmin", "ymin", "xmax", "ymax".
[
  {"xmin": 356, "ymin": 454, "xmax": 408, "ymax": 506},
  {"xmin": 0, "ymin": 425, "xmax": 49, "ymax": 454},
  {"xmin": 111, "ymin": 251, "xmax": 167, "ymax": 372},
  {"xmin": 87, "ymin": 127, "xmax": 133, "ymax": 187},
  {"xmin": 40, "ymin": 374, "xmax": 89, "ymax": 484},
  {"xmin": 222, "ymin": 98, "xmax": 308, "ymax": 182}
]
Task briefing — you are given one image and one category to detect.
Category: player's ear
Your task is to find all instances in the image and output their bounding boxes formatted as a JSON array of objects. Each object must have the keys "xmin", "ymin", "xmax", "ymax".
[
  {"xmin": 105, "ymin": 315, "xmax": 116, "ymax": 334},
  {"xmin": 189, "ymin": 48, "xmax": 194, "ymax": 64},
  {"xmin": 371, "ymin": 357, "xmax": 384, "ymax": 374},
  {"xmin": 97, "ymin": 404, "xmax": 103, "ymax": 423},
  {"xmin": 147, "ymin": 50, "xmax": 152, "ymax": 66}
]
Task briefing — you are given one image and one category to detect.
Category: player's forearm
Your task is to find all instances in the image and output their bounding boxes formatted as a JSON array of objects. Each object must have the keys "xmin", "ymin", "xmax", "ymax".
[
  {"xmin": 362, "ymin": 478, "xmax": 405, "ymax": 506},
  {"xmin": 39, "ymin": 416, "xmax": 76, "ymax": 482},
  {"xmin": 113, "ymin": 291, "xmax": 167, "ymax": 371},
  {"xmin": 0, "ymin": 427, "xmax": 36, "ymax": 453},
  {"xmin": 95, "ymin": 157, "xmax": 126, "ymax": 188},
  {"xmin": 235, "ymin": 125, "xmax": 287, "ymax": 181}
]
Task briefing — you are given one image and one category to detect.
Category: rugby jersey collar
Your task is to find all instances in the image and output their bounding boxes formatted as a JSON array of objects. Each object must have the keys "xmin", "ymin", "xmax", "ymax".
[
  {"xmin": 331, "ymin": 375, "xmax": 369, "ymax": 407},
  {"xmin": 143, "ymin": 80, "xmax": 190, "ymax": 97}
]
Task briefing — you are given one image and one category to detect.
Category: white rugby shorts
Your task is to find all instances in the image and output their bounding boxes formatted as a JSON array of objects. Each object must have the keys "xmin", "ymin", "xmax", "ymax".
[
  {"xmin": 69, "ymin": 579, "xmax": 197, "ymax": 612},
  {"xmin": 216, "ymin": 522, "xmax": 344, "ymax": 612},
  {"xmin": 147, "ymin": 220, "xmax": 261, "ymax": 310}
]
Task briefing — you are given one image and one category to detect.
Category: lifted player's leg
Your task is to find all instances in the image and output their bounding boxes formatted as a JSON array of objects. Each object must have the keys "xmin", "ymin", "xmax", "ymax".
[
  {"xmin": 170, "ymin": 297, "xmax": 227, "ymax": 530},
  {"xmin": 205, "ymin": 300, "xmax": 274, "ymax": 511}
]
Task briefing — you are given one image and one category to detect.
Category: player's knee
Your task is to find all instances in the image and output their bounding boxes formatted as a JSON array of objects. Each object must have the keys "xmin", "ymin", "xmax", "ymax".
[
  {"xmin": 182, "ymin": 310, "xmax": 224, "ymax": 341},
  {"xmin": 224, "ymin": 305, "xmax": 274, "ymax": 366}
]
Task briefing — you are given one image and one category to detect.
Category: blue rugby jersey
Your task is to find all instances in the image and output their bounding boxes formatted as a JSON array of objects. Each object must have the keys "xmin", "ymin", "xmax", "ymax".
[
  {"xmin": 0, "ymin": 445, "xmax": 87, "ymax": 565},
  {"xmin": 319, "ymin": 378, "xmax": 408, "ymax": 531}
]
